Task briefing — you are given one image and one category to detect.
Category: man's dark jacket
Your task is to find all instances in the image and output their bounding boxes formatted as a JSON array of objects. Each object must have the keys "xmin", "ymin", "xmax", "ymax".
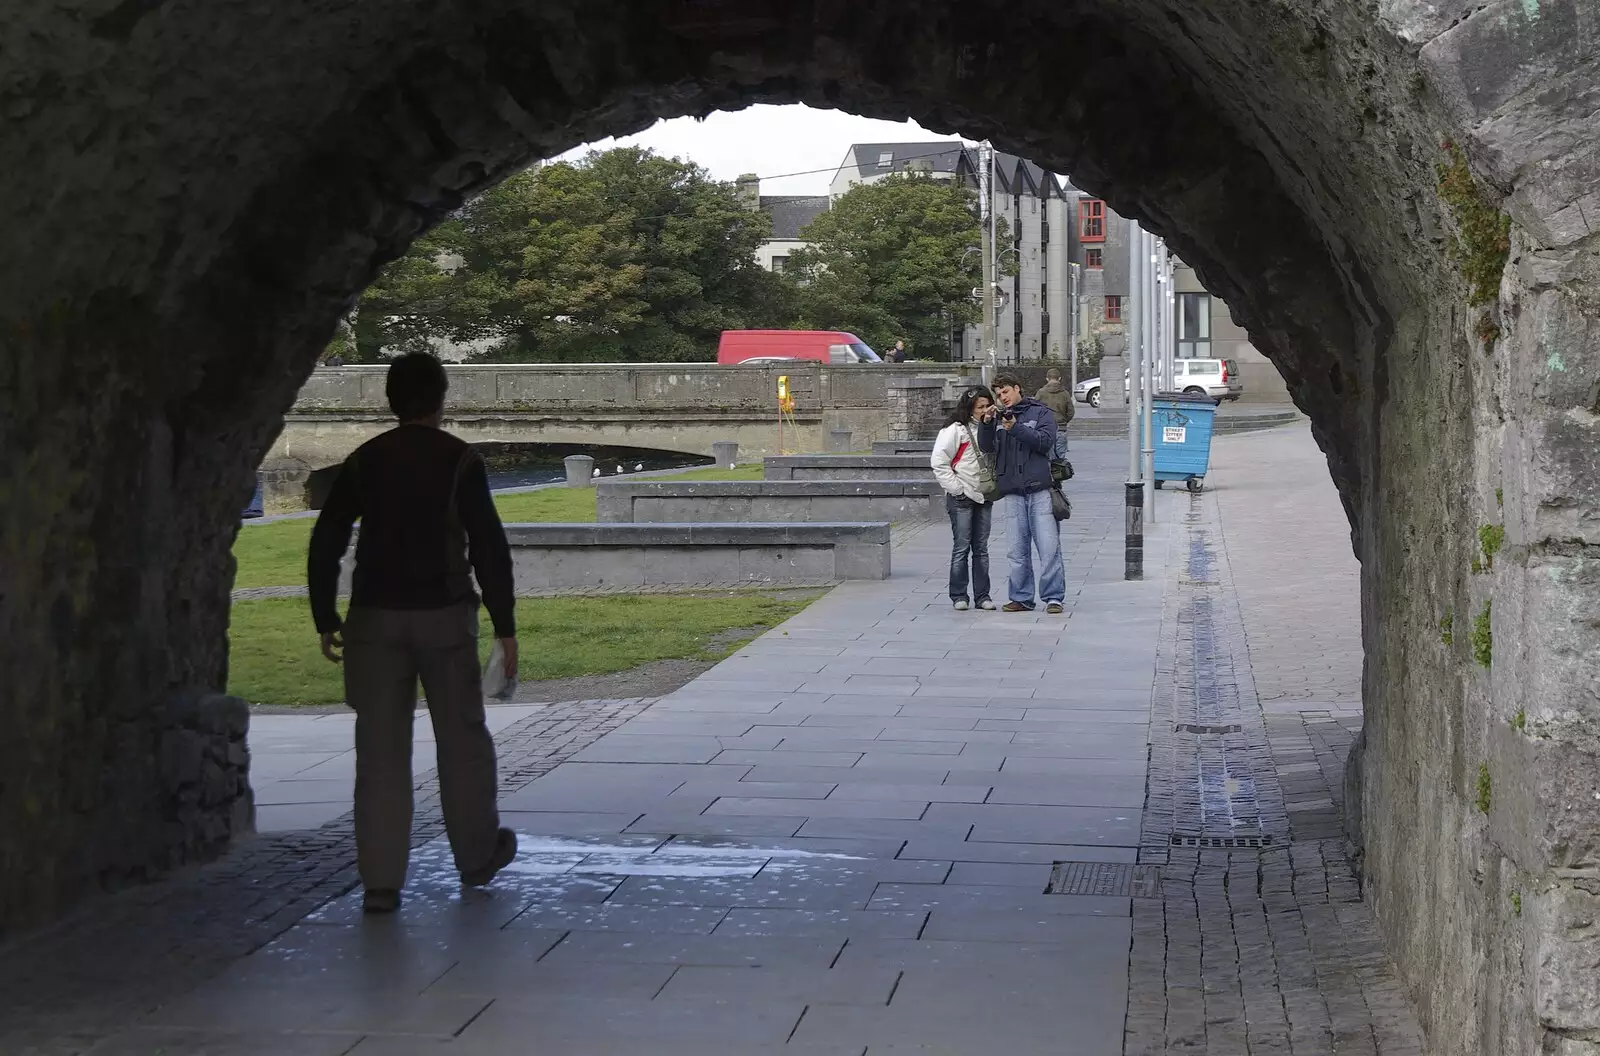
[
  {"xmin": 307, "ymin": 424, "xmax": 516, "ymax": 638},
  {"xmin": 977, "ymin": 397, "xmax": 1058, "ymax": 495},
  {"xmin": 1035, "ymin": 380, "xmax": 1075, "ymax": 423}
]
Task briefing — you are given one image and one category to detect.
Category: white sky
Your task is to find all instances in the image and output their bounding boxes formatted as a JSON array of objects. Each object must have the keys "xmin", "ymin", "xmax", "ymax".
[{"xmin": 552, "ymin": 105, "xmax": 974, "ymax": 196}]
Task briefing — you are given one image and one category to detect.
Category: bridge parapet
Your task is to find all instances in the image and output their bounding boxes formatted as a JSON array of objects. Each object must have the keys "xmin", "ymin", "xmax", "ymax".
[{"xmin": 292, "ymin": 362, "xmax": 974, "ymax": 416}]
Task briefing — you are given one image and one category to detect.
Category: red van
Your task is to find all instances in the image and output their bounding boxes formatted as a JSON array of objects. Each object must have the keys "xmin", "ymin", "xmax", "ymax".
[{"xmin": 717, "ymin": 330, "xmax": 883, "ymax": 365}]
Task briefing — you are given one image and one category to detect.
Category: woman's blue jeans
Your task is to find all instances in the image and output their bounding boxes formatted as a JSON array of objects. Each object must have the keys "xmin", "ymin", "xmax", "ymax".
[{"xmin": 945, "ymin": 494, "xmax": 993, "ymax": 604}]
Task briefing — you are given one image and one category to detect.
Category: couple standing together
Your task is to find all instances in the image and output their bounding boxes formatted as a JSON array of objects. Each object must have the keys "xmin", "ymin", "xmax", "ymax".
[{"xmin": 930, "ymin": 371, "xmax": 1070, "ymax": 615}]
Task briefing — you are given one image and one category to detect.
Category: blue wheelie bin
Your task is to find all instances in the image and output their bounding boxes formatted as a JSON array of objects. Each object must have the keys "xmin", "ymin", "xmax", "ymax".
[{"xmin": 1152, "ymin": 392, "xmax": 1217, "ymax": 492}]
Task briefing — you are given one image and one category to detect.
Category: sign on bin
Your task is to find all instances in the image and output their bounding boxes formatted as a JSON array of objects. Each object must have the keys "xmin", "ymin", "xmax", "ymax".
[{"xmin": 1163, "ymin": 425, "xmax": 1187, "ymax": 444}]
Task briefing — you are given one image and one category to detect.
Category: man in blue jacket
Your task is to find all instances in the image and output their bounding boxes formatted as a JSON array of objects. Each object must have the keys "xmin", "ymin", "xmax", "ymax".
[{"xmin": 978, "ymin": 373, "xmax": 1066, "ymax": 613}]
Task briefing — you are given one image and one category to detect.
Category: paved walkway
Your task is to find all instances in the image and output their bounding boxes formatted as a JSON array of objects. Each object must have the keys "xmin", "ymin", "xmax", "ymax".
[{"xmin": 1, "ymin": 428, "xmax": 1427, "ymax": 1055}]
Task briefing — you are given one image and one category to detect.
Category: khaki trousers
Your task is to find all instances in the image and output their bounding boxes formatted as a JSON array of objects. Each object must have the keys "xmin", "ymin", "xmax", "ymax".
[{"xmin": 342, "ymin": 602, "xmax": 501, "ymax": 890}]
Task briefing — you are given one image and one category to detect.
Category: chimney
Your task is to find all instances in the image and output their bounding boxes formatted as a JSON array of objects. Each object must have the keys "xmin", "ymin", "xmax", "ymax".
[{"xmin": 735, "ymin": 173, "xmax": 760, "ymax": 210}]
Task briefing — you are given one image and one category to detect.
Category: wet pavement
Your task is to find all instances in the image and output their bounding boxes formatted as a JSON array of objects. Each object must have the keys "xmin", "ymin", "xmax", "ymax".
[{"xmin": 0, "ymin": 429, "xmax": 1424, "ymax": 1055}]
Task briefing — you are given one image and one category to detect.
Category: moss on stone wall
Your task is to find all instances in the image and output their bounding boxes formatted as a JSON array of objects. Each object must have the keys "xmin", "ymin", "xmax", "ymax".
[
  {"xmin": 1439, "ymin": 611, "xmax": 1454, "ymax": 645},
  {"xmin": 1475, "ymin": 763, "xmax": 1493, "ymax": 813},
  {"xmin": 1478, "ymin": 524, "xmax": 1505, "ymax": 570},
  {"xmin": 1471, "ymin": 600, "xmax": 1493, "ymax": 667},
  {"xmin": 1436, "ymin": 145, "xmax": 1512, "ymax": 308}
]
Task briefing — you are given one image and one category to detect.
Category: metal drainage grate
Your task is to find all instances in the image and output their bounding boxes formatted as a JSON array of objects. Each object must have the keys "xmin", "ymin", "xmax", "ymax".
[
  {"xmin": 1046, "ymin": 861, "xmax": 1162, "ymax": 898},
  {"xmin": 1173, "ymin": 723, "xmax": 1243, "ymax": 735},
  {"xmin": 1169, "ymin": 834, "xmax": 1274, "ymax": 849}
]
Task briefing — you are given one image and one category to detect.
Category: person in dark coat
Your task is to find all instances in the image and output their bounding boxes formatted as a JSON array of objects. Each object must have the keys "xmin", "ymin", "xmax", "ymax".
[
  {"xmin": 977, "ymin": 373, "xmax": 1066, "ymax": 613},
  {"xmin": 1034, "ymin": 367, "xmax": 1073, "ymax": 456}
]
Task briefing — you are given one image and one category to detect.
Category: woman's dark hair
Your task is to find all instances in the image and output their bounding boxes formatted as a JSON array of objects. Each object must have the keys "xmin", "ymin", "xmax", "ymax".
[
  {"xmin": 386, "ymin": 352, "xmax": 449, "ymax": 420},
  {"xmin": 948, "ymin": 385, "xmax": 995, "ymax": 425}
]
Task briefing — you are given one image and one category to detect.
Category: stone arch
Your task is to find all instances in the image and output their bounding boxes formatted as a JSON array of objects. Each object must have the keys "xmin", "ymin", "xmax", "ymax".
[{"xmin": 2, "ymin": 3, "xmax": 1596, "ymax": 1052}]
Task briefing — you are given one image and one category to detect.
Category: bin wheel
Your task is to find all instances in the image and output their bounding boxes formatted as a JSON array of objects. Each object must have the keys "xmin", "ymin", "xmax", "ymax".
[{"xmin": 1187, "ymin": 477, "xmax": 1204, "ymax": 493}]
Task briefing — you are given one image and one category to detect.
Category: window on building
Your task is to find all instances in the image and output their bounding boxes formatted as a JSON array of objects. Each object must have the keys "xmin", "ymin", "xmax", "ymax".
[
  {"xmin": 1086, "ymin": 248, "xmax": 1103, "ymax": 269},
  {"xmin": 877, "ymin": 151, "xmax": 894, "ymax": 168},
  {"xmin": 1177, "ymin": 292, "xmax": 1211, "ymax": 359},
  {"xmin": 1079, "ymin": 199, "xmax": 1106, "ymax": 242},
  {"xmin": 1105, "ymin": 295, "xmax": 1123, "ymax": 322},
  {"xmin": 770, "ymin": 256, "xmax": 789, "ymax": 274}
]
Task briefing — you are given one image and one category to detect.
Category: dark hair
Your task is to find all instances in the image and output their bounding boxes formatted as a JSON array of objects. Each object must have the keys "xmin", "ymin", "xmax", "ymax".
[
  {"xmin": 386, "ymin": 352, "xmax": 449, "ymax": 420},
  {"xmin": 992, "ymin": 372, "xmax": 1022, "ymax": 391},
  {"xmin": 948, "ymin": 385, "xmax": 995, "ymax": 426}
]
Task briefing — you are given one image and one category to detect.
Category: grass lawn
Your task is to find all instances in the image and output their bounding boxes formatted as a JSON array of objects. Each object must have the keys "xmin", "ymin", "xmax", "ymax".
[
  {"xmin": 227, "ymin": 590, "xmax": 815, "ymax": 706},
  {"xmin": 234, "ymin": 463, "xmax": 767, "ymax": 589}
]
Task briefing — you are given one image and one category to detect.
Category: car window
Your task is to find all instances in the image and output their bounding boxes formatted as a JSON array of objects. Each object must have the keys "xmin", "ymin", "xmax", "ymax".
[
  {"xmin": 1224, "ymin": 359, "xmax": 1239, "ymax": 376},
  {"xmin": 850, "ymin": 341, "xmax": 882, "ymax": 363}
]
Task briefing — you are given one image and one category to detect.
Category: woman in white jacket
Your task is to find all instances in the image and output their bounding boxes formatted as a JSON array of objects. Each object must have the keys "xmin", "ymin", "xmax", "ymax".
[{"xmin": 931, "ymin": 386, "xmax": 997, "ymax": 611}]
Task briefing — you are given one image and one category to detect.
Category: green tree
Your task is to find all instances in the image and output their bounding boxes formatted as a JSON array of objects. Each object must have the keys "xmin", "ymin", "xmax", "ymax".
[
  {"xmin": 354, "ymin": 148, "xmax": 790, "ymax": 362},
  {"xmin": 788, "ymin": 174, "xmax": 983, "ymax": 358}
]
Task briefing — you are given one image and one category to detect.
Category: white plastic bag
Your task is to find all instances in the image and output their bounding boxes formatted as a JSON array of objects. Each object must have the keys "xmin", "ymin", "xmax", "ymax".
[{"xmin": 482, "ymin": 640, "xmax": 518, "ymax": 701}]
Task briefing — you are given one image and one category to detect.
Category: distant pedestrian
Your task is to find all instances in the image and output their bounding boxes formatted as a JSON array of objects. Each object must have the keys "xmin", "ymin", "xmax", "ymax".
[
  {"xmin": 931, "ymin": 386, "xmax": 998, "ymax": 612},
  {"xmin": 978, "ymin": 372, "xmax": 1065, "ymax": 614},
  {"xmin": 1034, "ymin": 367, "xmax": 1074, "ymax": 457},
  {"xmin": 308, "ymin": 352, "xmax": 519, "ymax": 914},
  {"xmin": 886, "ymin": 339, "xmax": 907, "ymax": 363}
]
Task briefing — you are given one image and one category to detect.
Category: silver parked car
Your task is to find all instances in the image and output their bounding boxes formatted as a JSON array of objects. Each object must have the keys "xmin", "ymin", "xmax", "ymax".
[
  {"xmin": 1076, "ymin": 359, "xmax": 1243, "ymax": 407},
  {"xmin": 1175, "ymin": 358, "xmax": 1243, "ymax": 402}
]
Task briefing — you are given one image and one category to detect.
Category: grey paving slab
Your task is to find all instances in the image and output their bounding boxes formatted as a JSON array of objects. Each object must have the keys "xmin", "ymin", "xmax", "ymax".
[
  {"xmin": 713, "ymin": 908, "xmax": 928, "ymax": 939},
  {"xmin": 825, "ymin": 782, "xmax": 991, "ymax": 804},
  {"xmin": 606, "ymin": 873, "xmax": 881, "ymax": 910},
  {"xmin": 920, "ymin": 907, "xmax": 1132, "ymax": 944},
  {"xmin": 655, "ymin": 963, "xmax": 901, "ymax": 1006},
  {"xmin": 708, "ymin": 796, "xmax": 930, "ymax": 820},
  {"xmin": 626, "ymin": 813, "xmax": 808, "ymax": 838},
  {"xmin": 898, "ymin": 838, "xmax": 1139, "ymax": 865},
  {"xmin": 867, "ymin": 883, "xmax": 1128, "ymax": 917},
  {"xmin": 84, "ymin": 1029, "xmax": 360, "ymax": 1055},
  {"xmin": 505, "ymin": 902, "xmax": 729, "ymax": 934},
  {"xmin": 538, "ymin": 931, "xmax": 848, "ymax": 969},
  {"xmin": 945, "ymin": 862, "xmax": 1056, "ymax": 888},
  {"xmin": 425, "ymin": 959, "xmax": 676, "ymax": 1000}
]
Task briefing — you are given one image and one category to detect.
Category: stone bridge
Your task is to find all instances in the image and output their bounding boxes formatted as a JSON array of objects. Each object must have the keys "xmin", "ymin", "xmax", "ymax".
[
  {"xmin": 262, "ymin": 363, "xmax": 972, "ymax": 509},
  {"xmin": 3, "ymin": 1, "xmax": 1599, "ymax": 1052}
]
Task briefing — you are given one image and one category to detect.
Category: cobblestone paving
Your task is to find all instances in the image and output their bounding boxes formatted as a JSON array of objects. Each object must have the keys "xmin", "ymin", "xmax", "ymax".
[
  {"xmin": 1126, "ymin": 426, "xmax": 1423, "ymax": 1056},
  {"xmin": 0, "ymin": 697, "xmax": 649, "ymax": 1055}
]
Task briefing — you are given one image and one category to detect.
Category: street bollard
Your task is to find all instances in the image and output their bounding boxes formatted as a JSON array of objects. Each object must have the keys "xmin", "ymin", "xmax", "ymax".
[
  {"xmin": 712, "ymin": 440, "xmax": 739, "ymax": 469},
  {"xmin": 1124, "ymin": 481, "xmax": 1144, "ymax": 580},
  {"xmin": 564, "ymin": 454, "xmax": 596, "ymax": 487}
]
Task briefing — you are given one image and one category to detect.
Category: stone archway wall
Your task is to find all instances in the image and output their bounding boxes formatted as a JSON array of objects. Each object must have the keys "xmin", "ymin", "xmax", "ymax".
[{"xmin": 1, "ymin": 1, "xmax": 1596, "ymax": 1050}]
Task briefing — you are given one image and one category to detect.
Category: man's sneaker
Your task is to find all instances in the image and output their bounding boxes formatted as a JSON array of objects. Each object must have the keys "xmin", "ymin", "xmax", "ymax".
[
  {"xmin": 1046, "ymin": 602, "xmax": 1064, "ymax": 615},
  {"xmin": 977, "ymin": 599, "xmax": 996, "ymax": 611},
  {"xmin": 953, "ymin": 599, "xmax": 969, "ymax": 611},
  {"xmin": 1002, "ymin": 601, "xmax": 1032, "ymax": 612},
  {"xmin": 462, "ymin": 827, "xmax": 519, "ymax": 888},
  {"xmin": 363, "ymin": 888, "xmax": 401, "ymax": 914}
]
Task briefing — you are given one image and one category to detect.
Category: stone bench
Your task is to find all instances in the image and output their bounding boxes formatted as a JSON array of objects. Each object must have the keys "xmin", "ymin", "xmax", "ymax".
[
  {"xmin": 763, "ymin": 454, "xmax": 934, "ymax": 481},
  {"xmin": 596, "ymin": 479, "xmax": 942, "ymax": 524},
  {"xmin": 871, "ymin": 440, "xmax": 936, "ymax": 455},
  {"xmin": 503, "ymin": 522, "xmax": 891, "ymax": 590}
]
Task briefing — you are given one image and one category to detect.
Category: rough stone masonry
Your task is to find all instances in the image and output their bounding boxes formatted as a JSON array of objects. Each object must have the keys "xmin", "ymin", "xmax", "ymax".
[{"xmin": 0, "ymin": 2, "xmax": 1595, "ymax": 1053}]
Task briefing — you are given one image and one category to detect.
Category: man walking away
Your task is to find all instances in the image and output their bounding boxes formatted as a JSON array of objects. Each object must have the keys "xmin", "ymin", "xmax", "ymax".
[
  {"xmin": 978, "ymin": 373, "xmax": 1067, "ymax": 614},
  {"xmin": 1035, "ymin": 367, "xmax": 1074, "ymax": 456},
  {"xmin": 886, "ymin": 339, "xmax": 907, "ymax": 363},
  {"xmin": 308, "ymin": 352, "xmax": 519, "ymax": 914}
]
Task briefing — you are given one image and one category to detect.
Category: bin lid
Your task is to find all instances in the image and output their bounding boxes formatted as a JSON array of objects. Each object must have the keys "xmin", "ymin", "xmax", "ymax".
[{"xmin": 1154, "ymin": 390, "xmax": 1216, "ymax": 405}]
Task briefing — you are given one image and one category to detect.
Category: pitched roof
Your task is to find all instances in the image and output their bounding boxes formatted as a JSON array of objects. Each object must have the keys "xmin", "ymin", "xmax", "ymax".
[
  {"xmin": 848, "ymin": 141, "xmax": 968, "ymax": 175},
  {"xmin": 759, "ymin": 195, "xmax": 830, "ymax": 240}
]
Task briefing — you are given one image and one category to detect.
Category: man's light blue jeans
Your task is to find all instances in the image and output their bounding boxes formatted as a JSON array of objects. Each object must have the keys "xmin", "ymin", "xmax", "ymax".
[{"xmin": 1003, "ymin": 488, "xmax": 1065, "ymax": 608}]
